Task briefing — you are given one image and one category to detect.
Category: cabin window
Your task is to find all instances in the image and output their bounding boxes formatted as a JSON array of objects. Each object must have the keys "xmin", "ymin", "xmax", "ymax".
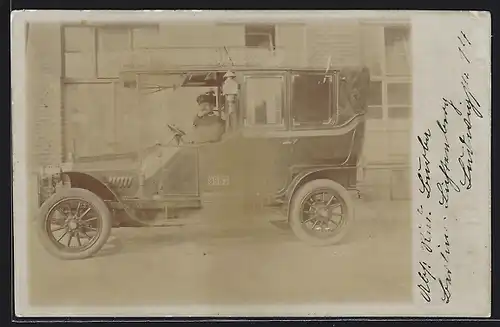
[
  {"xmin": 291, "ymin": 73, "xmax": 334, "ymax": 126},
  {"xmin": 245, "ymin": 24, "xmax": 276, "ymax": 49},
  {"xmin": 244, "ymin": 76, "xmax": 284, "ymax": 127}
]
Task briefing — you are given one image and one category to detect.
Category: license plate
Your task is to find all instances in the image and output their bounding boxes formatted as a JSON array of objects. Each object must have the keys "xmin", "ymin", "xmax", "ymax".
[{"xmin": 208, "ymin": 175, "xmax": 230, "ymax": 186}]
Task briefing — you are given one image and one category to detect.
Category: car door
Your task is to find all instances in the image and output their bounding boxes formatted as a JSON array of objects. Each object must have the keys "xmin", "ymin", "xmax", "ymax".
[
  {"xmin": 288, "ymin": 69, "xmax": 369, "ymax": 176},
  {"xmin": 288, "ymin": 72, "xmax": 345, "ymax": 167},
  {"xmin": 238, "ymin": 73, "xmax": 293, "ymax": 198},
  {"xmin": 197, "ymin": 72, "xmax": 293, "ymax": 204}
]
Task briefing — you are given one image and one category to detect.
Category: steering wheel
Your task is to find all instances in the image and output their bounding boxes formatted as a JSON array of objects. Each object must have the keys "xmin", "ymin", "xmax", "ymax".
[{"xmin": 167, "ymin": 124, "xmax": 186, "ymax": 136}]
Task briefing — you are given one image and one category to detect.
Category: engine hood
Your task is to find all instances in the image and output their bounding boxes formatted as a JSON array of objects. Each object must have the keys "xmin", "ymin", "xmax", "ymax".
[{"xmin": 41, "ymin": 145, "xmax": 185, "ymax": 182}]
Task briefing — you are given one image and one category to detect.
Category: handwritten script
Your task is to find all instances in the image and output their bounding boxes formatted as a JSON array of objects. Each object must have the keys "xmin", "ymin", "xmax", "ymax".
[{"xmin": 416, "ymin": 31, "xmax": 483, "ymax": 304}]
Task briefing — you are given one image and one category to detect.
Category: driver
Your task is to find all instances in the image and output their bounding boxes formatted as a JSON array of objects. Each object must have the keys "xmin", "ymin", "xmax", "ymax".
[{"xmin": 190, "ymin": 91, "xmax": 225, "ymax": 143}]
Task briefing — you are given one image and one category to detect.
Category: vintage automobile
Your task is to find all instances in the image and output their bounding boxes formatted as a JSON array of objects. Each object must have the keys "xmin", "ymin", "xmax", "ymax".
[{"xmin": 36, "ymin": 65, "xmax": 370, "ymax": 260}]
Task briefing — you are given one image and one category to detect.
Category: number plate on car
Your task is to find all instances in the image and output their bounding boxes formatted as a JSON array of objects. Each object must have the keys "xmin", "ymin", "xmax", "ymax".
[{"xmin": 208, "ymin": 175, "xmax": 230, "ymax": 186}]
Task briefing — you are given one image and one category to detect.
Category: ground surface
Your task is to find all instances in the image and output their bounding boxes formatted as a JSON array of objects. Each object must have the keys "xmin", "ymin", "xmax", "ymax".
[{"xmin": 27, "ymin": 200, "xmax": 411, "ymax": 308}]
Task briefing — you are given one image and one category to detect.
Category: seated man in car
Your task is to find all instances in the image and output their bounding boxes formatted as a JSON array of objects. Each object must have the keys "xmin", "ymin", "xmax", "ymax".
[{"xmin": 189, "ymin": 90, "xmax": 225, "ymax": 143}]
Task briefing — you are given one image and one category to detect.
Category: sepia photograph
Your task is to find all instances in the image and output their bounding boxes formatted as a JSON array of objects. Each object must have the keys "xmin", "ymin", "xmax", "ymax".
[{"xmin": 12, "ymin": 10, "xmax": 490, "ymax": 317}]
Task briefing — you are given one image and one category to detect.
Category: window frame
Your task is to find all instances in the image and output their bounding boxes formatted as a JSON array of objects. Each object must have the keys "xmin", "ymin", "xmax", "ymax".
[
  {"xmin": 361, "ymin": 23, "xmax": 412, "ymax": 128},
  {"xmin": 62, "ymin": 24, "xmax": 160, "ymax": 81},
  {"xmin": 290, "ymin": 72, "xmax": 338, "ymax": 130},
  {"xmin": 241, "ymin": 73, "xmax": 287, "ymax": 130},
  {"xmin": 244, "ymin": 24, "xmax": 276, "ymax": 50},
  {"xmin": 386, "ymin": 79, "xmax": 412, "ymax": 120},
  {"xmin": 62, "ymin": 26, "xmax": 98, "ymax": 79},
  {"xmin": 366, "ymin": 80, "xmax": 383, "ymax": 120},
  {"xmin": 96, "ymin": 26, "xmax": 133, "ymax": 52},
  {"xmin": 384, "ymin": 25, "xmax": 412, "ymax": 77}
]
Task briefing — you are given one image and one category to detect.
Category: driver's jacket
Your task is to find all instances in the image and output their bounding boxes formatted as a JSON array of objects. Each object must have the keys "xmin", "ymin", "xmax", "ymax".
[
  {"xmin": 193, "ymin": 111, "xmax": 222, "ymax": 127},
  {"xmin": 191, "ymin": 112, "xmax": 224, "ymax": 143}
]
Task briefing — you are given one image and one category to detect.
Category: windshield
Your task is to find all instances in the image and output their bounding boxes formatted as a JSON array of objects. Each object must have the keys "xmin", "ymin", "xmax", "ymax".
[
  {"xmin": 138, "ymin": 74, "xmax": 187, "ymax": 94},
  {"xmin": 113, "ymin": 72, "xmax": 225, "ymax": 151}
]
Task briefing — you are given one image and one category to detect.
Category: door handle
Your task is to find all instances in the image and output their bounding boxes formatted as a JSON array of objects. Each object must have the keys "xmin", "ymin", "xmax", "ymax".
[{"xmin": 282, "ymin": 139, "xmax": 299, "ymax": 145}]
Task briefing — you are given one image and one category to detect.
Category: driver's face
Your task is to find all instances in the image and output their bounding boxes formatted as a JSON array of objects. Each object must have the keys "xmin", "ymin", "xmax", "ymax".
[{"xmin": 198, "ymin": 102, "xmax": 214, "ymax": 115}]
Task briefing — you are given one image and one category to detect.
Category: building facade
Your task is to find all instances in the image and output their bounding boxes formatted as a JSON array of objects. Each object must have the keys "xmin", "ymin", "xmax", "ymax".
[{"xmin": 27, "ymin": 20, "xmax": 411, "ymax": 200}]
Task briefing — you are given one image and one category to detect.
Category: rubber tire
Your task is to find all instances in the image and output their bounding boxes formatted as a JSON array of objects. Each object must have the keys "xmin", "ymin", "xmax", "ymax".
[
  {"xmin": 289, "ymin": 179, "xmax": 353, "ymax": 246},
  {"xmin": 36, "ymin": 188, "xmax": 112, "ymax": 260}
]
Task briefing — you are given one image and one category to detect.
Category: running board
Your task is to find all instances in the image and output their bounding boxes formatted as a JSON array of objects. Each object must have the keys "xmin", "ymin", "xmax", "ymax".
[
  {"xmin": 152, "ymin": 216, "xmax": 205, "ymax": 227},
  {"xmin": 106, "ymin": 198, "xmax": 202, "ymax": 210}
]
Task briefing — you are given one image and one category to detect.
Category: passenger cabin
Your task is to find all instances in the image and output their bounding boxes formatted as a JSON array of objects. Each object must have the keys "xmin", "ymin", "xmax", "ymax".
[{"xmin": 118, "ymin": 65, "xmax": 369, "ymax": 140}]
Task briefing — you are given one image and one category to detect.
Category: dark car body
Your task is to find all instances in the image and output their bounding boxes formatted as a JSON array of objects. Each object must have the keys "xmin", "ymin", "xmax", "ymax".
[{"xmin": 38, "ymin": 66, "xmax": 369, "ymax": 226}]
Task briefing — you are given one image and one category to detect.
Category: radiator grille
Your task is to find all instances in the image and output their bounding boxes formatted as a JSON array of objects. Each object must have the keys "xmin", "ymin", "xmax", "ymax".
[{"xmin": 107, "ymin": 176, "xmax": 133, "ymax": 189}]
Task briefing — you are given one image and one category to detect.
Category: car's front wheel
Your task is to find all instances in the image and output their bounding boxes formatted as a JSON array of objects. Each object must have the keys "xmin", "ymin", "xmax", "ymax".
[
  {"xmin": 36, "ymin": 188, "xmax": 112, "ymax": 260},
  {"xmin": 289, "ymin": 179, "xmax": 353, "ymax": 246}
]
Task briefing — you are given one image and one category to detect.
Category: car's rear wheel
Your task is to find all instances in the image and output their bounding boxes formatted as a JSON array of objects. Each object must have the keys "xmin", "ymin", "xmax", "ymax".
[
  {"xmin": 289, "ymin": 179, "xmax": 353, "ymax": 246},
  {"xmin": 36, "ymin": 188, "xmax": 112, "ymax": 260}
]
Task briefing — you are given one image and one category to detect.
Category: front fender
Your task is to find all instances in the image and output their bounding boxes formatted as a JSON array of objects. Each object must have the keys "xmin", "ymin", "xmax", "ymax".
[{"xmin": 37, "ymin": 169, "xmax": 120, "ymax": 206}]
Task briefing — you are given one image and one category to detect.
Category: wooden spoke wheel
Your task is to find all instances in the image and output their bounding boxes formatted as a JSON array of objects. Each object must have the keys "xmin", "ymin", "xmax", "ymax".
[
  {"xmin": 289, "ymin": 179, "xmax": 353, "ymax": 246},
  {"xmin": 36, "ymin": 188, "xmax": 112, "ymax": 260}
]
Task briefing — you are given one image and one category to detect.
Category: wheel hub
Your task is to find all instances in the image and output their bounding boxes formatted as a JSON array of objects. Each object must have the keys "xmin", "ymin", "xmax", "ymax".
[
  {"xmin": 67, "ymin": 219, "xmax": 78, "ymax": 231},
  {"xmin": 312, "ymin": 203, "xmax": 330, "ymax": 222},
  {"xmin": 318, "ymin": 208, "xmax": 329, "ymax": 218}
]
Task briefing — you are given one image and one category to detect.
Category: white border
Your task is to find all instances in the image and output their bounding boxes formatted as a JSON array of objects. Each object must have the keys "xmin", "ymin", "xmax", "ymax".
[{"xmin": 12, "ymin": 10, "xmax": 491, "ymax": 317}]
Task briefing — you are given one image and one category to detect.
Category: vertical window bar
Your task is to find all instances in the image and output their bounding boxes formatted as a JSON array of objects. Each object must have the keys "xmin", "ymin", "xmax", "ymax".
[{"xmin": 94, "ymin": 27, "xmax": 98, "ymax": 78}]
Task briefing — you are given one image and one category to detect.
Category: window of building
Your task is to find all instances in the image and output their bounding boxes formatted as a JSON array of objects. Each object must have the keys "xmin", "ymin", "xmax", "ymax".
[
  {"xmin": 367, "ymin": 81, "xmax": 383, "ymax": 119},
  {"xmin": 244, "ymin": 76, "xmax": 284, "ymax": 127},
  {"xmin": 245, "ymin": 24, "xmax": 276, "ymax": 49},
  {"xmin": 385, "ymin": 26, "xmax": 411, "ymax": 76},
  {"xmin": 360, "ymin": 23, "xmax": 411, "ymax": 123},
  {"xmin": 63, "ymin": 26, "xmax": 97, "ymax": 79},
  {"xmin": 62, "ymin": 24, "xmax": 160, "ymax": 79},
  {"xmin": 291, "ymin": 73, "xmax": 334, "ymax": 126},
  {"xmin": 387, "ymin": 81, "xmax": 411, "ymax": 118},
  {"xmin": 132, "ymin": 26, "xmax": 161, "ymax": 49},
  {"xmin": 97, "ymin": 27, "xmax": 132, "ymax": 52}
]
